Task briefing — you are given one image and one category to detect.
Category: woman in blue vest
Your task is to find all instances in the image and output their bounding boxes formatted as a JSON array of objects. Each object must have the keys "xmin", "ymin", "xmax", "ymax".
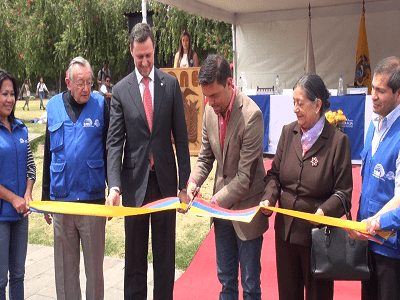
[{"xmin": 0, "ymin": 69, "xmax": 36, "ymax": 300}]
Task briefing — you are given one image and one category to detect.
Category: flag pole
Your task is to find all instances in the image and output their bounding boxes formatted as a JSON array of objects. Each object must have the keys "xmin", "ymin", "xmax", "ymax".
[{"xmin": 304, "ymin": 3, "xmax": 316, "ymax": 74}]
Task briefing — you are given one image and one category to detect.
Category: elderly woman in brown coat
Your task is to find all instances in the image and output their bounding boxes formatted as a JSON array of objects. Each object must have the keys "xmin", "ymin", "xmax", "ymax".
[{"xmin": 261, "ymin": 73, "xmax": 353, "ymax": 300}]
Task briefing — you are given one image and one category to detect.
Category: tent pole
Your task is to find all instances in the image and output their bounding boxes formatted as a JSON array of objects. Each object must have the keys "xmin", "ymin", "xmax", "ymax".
[
  {"xmin": 142, "ymin": 0, "xmax": 147, "ymax": 23},
  {"xmin": 232, "ymin": 24, "xmax": 237, "ymax": 85}
]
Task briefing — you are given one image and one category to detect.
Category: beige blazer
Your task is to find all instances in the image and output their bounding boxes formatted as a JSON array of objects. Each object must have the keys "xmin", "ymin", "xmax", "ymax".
[{"xmin": 190, "ymin": 89, "xmax": 269, "ymax": 240}]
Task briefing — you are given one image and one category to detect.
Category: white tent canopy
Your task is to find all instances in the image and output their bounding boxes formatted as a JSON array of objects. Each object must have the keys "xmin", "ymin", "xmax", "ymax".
[{"xmin": 156, "ymin": 0, "xmax": 400, "ymax": 90}]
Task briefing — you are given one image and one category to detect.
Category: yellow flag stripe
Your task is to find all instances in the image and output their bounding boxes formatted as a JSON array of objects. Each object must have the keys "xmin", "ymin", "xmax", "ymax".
[{"xmin": 263, "ymin": 206, "xmax": 392, "ymax": 239}]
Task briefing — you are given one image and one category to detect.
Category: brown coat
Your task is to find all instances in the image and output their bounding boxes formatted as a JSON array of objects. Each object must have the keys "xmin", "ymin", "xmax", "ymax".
[
  {"xmin": 263, "ymin": 119, "xmax": 353, "ymax": 246},
  {"xmin": 190, "ymin": 89, "xmax": 269, "ymax": 241}
]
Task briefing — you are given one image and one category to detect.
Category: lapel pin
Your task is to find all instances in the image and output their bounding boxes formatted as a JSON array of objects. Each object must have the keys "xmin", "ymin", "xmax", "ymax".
[
  {"xmin": 311, "ymin": 157, "xmax": 318, "ymax": 167},
  {"xmin": 161, "ymin": 82, "xmax": 164, "ymax": 86}
]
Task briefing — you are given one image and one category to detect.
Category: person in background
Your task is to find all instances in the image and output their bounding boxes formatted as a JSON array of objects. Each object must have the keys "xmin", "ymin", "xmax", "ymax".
[
  {"xmin": 97, "ymin": 59, "xmax": 113, "ymax": 90},
  {"xmin": 186, "ymin": 54, "xmax": 269, "ymax": 299},
  {"xmin": 349, "ymin": 56, "xmax": 400, "ymax": 300},
  {"xmin": 173, "ymin": 31, "xmax": 199, "ymax": 68},
  {"xmin": 106, "ymin": 22, "xmax": 190, "ymax": 300},
  {"xmin": 42, "ymin": 56, "xmax": 109, "ymax": 300},
  {"xmin": 36, "ymin": 77, "xmax": 49, "ymax": 110},
  {"xmin": 20, "ymin": 78, "xmax": 31, "ymax": 111},
  {"xmin": 260, "ymin": 73, "xmax": 353, "ymax": 300},
  {"xmin": 100, "ymin": 75, "xmax": 112, "ymax": 106},
  {"xmin": 0, "ymin": 69, "xmax": 36, "ymax": 300}
]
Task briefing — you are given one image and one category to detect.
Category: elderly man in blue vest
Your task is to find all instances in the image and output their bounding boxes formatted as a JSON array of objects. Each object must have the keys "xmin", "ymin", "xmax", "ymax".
[
  {"xmin": 42, "ymin": 56, "xmax": 109, "ymax": 300},
  {"xmin": 350, "ymin": 56, "xmax": 400, "ymax": 300}
]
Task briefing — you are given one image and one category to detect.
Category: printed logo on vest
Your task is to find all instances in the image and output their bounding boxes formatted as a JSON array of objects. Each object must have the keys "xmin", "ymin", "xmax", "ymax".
[
  {"xmin": 83, "ymin": 118, "xmax": 93, "ymax": 127},
  {"xmin": 19, "ymin": 138, "xmax": 27, "ymax": 143},
  {"xmin": 373, "ymin": 164, "xmax": 395, "ymax": 181},
  {"xmin": 94, "ymin": 119, "xmax": 100, "ymax": 127}
]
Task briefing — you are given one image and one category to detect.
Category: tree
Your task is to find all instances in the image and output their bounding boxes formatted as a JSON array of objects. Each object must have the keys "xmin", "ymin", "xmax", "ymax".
[
  {"xmin": 1, "ymin": 0, "xmax": 232, "ymax": 89},
  {"xmin": 151, "ymin": 2, "xmax": 233, "ymax": 66},
  {"xmin": 0, "ymin": 1, "xmax": 25, "ymax": 80}
]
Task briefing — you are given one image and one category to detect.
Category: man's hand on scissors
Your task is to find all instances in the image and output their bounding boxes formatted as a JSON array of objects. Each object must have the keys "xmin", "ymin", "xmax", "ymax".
[
  {"xmin": 186, "ymin": 181, "xmax": 197, "ymax": 201},
  {"xmin": 177, "ymin": 182, "xmax": 199, "ymax": 214}
]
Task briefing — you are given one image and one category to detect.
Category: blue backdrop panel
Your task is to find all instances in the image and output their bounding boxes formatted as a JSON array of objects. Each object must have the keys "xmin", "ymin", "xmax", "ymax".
[
  {"xmin": 329, "ymin": 95, "xmax": 365, "ymax": 160},
  {"xmin": 249, "ymin": 95, "xmax": 270, "ymax": 152}
]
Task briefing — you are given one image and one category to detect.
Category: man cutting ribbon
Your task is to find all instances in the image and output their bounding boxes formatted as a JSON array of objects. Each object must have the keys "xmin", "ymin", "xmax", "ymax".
[{"xmin": 186, "ymin": 54, "xmax": 269, "ymax": 300}]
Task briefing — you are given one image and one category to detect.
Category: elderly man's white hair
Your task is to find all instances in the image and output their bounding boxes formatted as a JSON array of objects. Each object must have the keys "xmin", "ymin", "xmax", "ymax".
[{"xmin": 67, "ymin": 56, "xmax": 94, "ymax": 81}]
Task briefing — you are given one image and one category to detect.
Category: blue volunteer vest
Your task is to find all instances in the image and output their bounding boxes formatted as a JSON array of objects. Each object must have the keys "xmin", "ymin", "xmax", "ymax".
[
  {"xmin": 47, "ymin": 92, "xmax": 106, "ymax": 201},
  {"xmin": 0, "ymin": 119, "xmax": 28, "ymax": 221},
  {"xmin": 358, "ymin": 119, "xmax": 400, "ymax": 258}
]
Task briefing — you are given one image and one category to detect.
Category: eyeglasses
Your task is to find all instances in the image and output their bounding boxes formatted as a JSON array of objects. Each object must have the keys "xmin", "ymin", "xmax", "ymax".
[
  {"xmin": 72, "ymin": 80, "xmax": 94, "ymax": 88},
  {"xmin": 105, "ymin": 80, "xmax": 111, "ymax": 83}
]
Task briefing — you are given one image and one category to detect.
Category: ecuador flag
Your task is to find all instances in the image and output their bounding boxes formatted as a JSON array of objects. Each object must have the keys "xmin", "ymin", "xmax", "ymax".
[{"xmin": 354, "ymin": 7, "xmax": 372, "ymax": 94}]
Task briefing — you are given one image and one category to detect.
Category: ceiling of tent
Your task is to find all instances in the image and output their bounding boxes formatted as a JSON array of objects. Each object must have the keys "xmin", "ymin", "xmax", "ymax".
[{"xmin": 155, "ymin": 0, "xmax": 398, "ymax": 25}]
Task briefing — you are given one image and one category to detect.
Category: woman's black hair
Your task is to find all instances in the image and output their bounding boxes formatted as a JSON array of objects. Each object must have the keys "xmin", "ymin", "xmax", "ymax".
[{"xmin": 0, "ymin": 69, "xmax": 18, "ymax": 122}]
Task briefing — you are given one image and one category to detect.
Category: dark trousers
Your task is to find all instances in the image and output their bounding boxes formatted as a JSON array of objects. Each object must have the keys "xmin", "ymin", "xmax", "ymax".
[
  {"xmin": 124, "ymin": 171, "xmax": 176, "ymax": 300},
  {"xmin": 362, "ymin": 250, "xmax": 400, "ymax": 300},
  {"xmin": 275, "ymin": 233, "xmax": 333, "ymax": 300}
]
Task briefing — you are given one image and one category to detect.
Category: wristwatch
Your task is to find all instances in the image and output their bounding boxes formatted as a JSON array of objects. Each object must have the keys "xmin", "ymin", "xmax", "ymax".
[{"xmin": 179, "ymin": 188, "xmax": 187, "ymax": 193}]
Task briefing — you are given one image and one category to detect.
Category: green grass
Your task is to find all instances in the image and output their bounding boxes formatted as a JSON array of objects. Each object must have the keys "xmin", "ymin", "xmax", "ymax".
[{"xmin": 22, "ymin": 98, "xmax": 213, "ymax": 271}]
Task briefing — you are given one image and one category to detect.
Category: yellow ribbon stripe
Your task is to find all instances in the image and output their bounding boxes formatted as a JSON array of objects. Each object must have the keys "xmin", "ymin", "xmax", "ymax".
[
  {"xmin": 29, "ymin": 198, "xmax": 261, "ymax": 223},
  {"xmin": 30, "ymin": 199, "xmax": 393, "ymax": 240},
  {"xmin": 262, "ymin": 206, "xmax": 392, "ymax": 240},
  {"xmin": 30, "ymin": 200, "xmax": 181, "ymax": 218}
]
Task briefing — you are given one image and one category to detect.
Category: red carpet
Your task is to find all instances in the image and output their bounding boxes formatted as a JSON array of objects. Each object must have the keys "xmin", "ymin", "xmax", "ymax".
[{"xmin": 174, "ymin": 160, "xmax": 363, "ymax": 299}]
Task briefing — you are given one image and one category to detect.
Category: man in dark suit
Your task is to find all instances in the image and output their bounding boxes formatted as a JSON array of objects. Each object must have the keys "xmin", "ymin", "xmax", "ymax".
[{"xmin": 106, "ymin": 23, "xmax": 190, "ymax": 300}]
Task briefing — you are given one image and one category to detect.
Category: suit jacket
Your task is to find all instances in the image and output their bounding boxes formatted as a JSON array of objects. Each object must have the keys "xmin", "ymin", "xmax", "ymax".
[
  {"xmin": 263, "ymin": 119, "xmax": 353, "ymax": 246},
  {"xmin": 106, "ymin": 68, "xmax": 190, "ymax": 207},
  {"xmin": 190, "ymin": 89, "xmax": 269, "ymax": 241}
]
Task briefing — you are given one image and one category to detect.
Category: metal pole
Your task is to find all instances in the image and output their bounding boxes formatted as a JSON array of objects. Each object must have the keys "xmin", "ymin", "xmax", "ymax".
[
  {"xmin": 142, "ymin": 0, "xmax": 147, "ymax": 23},
  {"xmin": 232, "ymin": 24, "xmax": 237, "ymax": 84}
]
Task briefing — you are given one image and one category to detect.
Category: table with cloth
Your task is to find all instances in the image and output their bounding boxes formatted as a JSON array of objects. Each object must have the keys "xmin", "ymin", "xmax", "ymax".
[{"xmin": 250, "ymin": 94, "xmax": 373, "ymax": 162}]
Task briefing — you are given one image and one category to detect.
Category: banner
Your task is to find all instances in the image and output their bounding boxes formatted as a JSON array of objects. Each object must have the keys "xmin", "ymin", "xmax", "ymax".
[
  {"xmin": 160, "ymin": 67, "xmax": 203, "ymax": 155},
  {"xmin": 329, "ymin": 94, "xmax": 365, "ymax": 160},
  {"xmin": 249, "ymin": 95, "xmax": 270, "ymax": 152},
  {"xmin": 354, "ymin": 8, "xmax": 372, "ymax": 94}
]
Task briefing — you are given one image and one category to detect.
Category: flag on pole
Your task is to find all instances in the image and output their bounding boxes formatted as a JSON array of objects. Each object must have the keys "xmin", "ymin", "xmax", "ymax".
[
  {"xmin": 304, "ymin": 3, "xmax": 316, "ymax": 73},
  {"xmin": 354, "ymin": 2, "xmax": 372, "ymax": 94}
]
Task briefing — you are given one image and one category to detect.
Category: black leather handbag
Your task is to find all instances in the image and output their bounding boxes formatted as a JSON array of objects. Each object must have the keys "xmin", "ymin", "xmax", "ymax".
[{"xmin": 310, "ymin": 191, "xmax": 371, "ymax": 281}]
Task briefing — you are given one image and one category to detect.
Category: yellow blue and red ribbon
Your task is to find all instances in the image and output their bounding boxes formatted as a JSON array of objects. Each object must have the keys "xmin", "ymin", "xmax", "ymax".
[{"xmin": 29, "ymin": 198, "xmax": 392, "ymax": 240}]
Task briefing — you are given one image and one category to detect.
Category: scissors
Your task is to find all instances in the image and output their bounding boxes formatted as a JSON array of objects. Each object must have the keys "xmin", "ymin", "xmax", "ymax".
[{"xmin": 185, "ymin": 187, "xmax": 200, "ymax": 213}]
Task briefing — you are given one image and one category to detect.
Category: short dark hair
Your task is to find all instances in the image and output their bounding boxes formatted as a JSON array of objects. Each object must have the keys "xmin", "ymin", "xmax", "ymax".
[
  {"xmin": 293, "ymin": 73, "xmax": 331, "ymax": 116},
  {"xmin": 130, "ymin": 23, "xmax": 155, "ymax": 49},
  {"xmin": 373, "ymin": 56, "xmax": 400, "ymax": 94},
  {"xmin": 0, "ymin": 69, "xmax": 18, "ymax": 122},
  {"xmin": 198, "ymin": 54, "xmax": 231, "ymax": 87}
]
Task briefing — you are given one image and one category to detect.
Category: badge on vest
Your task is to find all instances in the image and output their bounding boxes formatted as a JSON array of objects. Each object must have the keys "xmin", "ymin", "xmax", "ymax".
[
  {"xmin": 373, "ymin": 164, "xmax": 395, "ymax": 181},
  {"xmin": 83, "ymin": 118, "xmax": 101, "ymax": 127}
]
